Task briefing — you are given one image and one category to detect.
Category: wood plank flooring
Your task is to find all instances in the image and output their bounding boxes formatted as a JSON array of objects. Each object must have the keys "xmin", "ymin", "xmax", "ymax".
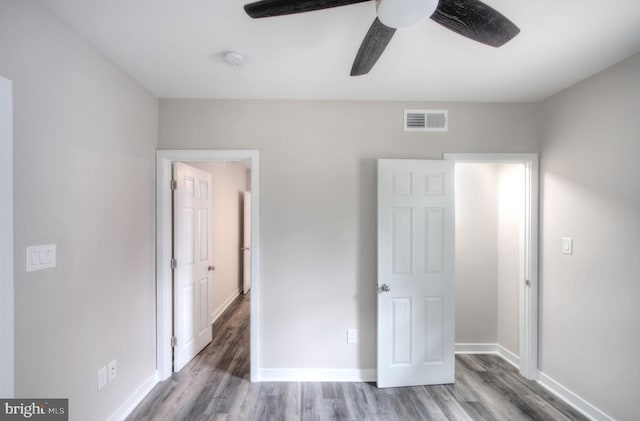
[{"xmin": 127, "ymin": 295, "xmax": 587, "ymax": 420}]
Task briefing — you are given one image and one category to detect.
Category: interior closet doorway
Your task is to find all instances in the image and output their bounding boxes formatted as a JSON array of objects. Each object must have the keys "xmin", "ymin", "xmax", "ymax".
[
  {"xmin": 445, "ymin": 153, "xmax": 539, "ymax": 380},
  {"xmin": 156, "ymin": 150, "xmax": 260, "ymax": 382}
]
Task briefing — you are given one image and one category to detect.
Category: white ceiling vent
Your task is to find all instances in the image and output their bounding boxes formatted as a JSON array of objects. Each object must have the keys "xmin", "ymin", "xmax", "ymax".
[{"xmin": 404, "ymin": 109, "xmax": 448, "ymax": 132}]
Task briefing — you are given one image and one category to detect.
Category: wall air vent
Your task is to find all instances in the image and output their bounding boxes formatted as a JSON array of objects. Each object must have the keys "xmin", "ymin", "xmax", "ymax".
[{"xmin": 404, "ymin": 109, "xmax": 448, "ymax": 132}]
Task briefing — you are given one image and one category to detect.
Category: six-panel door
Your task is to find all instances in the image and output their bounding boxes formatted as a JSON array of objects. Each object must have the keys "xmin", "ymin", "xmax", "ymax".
[
  {"xmin": 377, "ymin": 159, "xmax": 455, "ymax": 388},
  {"xmin": 173, "ymin": 162, "xmax": 213, "ymax": 372}
]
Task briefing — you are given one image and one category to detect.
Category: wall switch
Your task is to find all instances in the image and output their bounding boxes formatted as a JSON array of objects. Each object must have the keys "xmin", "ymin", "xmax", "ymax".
[
  {"xmin": 26, "ymin": 244, "xmax": 56, "ymax": 272},
  {"xmin": 347, "ymin": 329, "xmax": 358, "ymax": 344},
  {"xmin": 562, "ymin": 237, "xmax": 573, "ymax": 255},
  {"xmin": 97, "ymin": 366, "xmax": 107, "ymax": 390},
  {"xmin": 107, "ymin": 360, "xmax": 117, "ymax": 383}
]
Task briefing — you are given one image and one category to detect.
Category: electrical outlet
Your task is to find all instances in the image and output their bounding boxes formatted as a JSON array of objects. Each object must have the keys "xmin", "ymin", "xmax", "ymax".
[
  {"xmin": 107, "ymin": 360, "xmax": 117, "ymax": 383},
  {"xmin": 97, "ymin": 366, "xmax": 107, "ymax": 390},
  {"xmin": 347, "ymin": 329, "xmax": 357, "ymax": 344}
]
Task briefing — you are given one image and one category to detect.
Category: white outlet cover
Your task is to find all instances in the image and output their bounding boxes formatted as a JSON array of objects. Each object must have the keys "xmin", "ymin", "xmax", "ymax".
[
  {"xmin": 347, "ymin": 329, "xmax": 358, "ymax": 344},
  {"xmin": 107, "ymin": 360, "xmax": 117, "ymax": 382}
]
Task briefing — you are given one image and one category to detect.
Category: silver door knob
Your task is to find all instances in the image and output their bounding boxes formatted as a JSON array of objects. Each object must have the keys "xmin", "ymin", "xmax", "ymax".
[
  {"xmin": 208, "ymin": 265, "xmax": 216, "ymax": 271},
  {"xmin": 380, "ymin": 283, "xmax": 391, "ymax": 292}
]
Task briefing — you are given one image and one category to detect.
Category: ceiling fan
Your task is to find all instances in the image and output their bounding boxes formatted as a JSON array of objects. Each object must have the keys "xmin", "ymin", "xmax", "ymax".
[{"xmin": 243, "ymin": 0, "xmax": 520, "ymax": 76}]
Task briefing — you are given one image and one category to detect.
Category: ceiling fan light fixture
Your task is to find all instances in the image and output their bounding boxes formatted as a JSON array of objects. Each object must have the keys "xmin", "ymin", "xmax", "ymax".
[{"xmin": 376, "ymin": 0, "xmax": 439, "ymax": 28}]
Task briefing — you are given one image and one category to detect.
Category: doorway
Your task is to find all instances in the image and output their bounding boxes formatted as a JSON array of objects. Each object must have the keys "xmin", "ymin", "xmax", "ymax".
[
  {"xmin": 445, "ymin": 153, "xmax": 539, "ymax": 380},
  {"xmin": 156, "ymin": 150, "xmax": 260, "ymax": 381}
]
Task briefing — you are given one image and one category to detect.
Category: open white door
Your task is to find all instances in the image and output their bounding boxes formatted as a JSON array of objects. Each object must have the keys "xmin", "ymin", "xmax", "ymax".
[
  {"xmin": 242, "ymin": 191, "xmax": 252, "ymax": 294},
  {"xmin": 173, "ymin": 162, "xmax": 213, "ymax": 372},
  {"xmin": 377, "ymin": 159, "xmax": 455, "ymax": 388}
]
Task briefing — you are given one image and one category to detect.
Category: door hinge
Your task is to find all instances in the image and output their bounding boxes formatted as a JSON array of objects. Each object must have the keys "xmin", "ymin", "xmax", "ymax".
[
  {"xmin": 525, "ymin": 279, "xmax": 531, "ymax": 287},
  {"xmin": 170, "ymin": 179, "xmax": 177, "ymax": 191},
  {"xmin": 171, "ymin": 336, "xmax": 177, "ymax": 347},
  {"xmin": 171, "ymin": 258, "xmax": 177, "ymax": 270}
]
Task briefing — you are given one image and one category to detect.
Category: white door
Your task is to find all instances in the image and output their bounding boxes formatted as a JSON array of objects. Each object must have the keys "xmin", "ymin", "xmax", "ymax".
[
  {"xmin": 242, "ymin": 191, "xmax": 252, "ymax": 294},
  {"xmin": 377, "ymin": 159, "xmax": 455, "ymax": 388},
  {"xmin": 173, "ymin": 162, "xmax": 213, "ymax": 372}
]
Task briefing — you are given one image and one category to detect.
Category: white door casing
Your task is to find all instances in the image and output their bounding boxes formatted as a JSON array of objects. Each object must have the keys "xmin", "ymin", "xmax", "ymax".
[
  {"xmin": 173, "ymin": 162, "xmax": 213, "ymax": 372},
  {"xmin": 377, "ymin": 159, "xmax": 455, "ymax": 388},
  {"xmin": 444, "ymin": 153, "xmax": 539, "ymax": 380},
  {"xmin": 242, "ymin": 191, "xmax": 252, "ymax": 294},
  {"xmin": 0, "ymin": 75, "xmax": 14, "ymax": 397},
  {"xmin": 157, "ymin": 150, "xmax": 260, "ymax": 382}
]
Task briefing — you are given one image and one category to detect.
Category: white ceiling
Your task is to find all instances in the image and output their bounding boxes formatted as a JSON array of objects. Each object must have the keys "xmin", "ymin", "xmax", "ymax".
[{"xmin": 40, "ymin": 0, "xmax": 640, "ymax": 102}]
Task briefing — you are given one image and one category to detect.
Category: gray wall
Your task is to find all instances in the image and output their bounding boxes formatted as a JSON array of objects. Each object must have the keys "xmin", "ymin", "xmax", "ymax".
[
  {"xmin": 0, "ymin": 1, "xmax": 158, "ymax": 420},
  {"xmin": 454, "ymin": 163, "xmax": 499, "ymax": 344},
  {"xmin": 497, "ymin": 164, "xmax": 523, "ymax": 356},
  {"xmin": 454, "ymin": 163, "xmax": 522, "ymax": 354},
  {"xmin": 539, "ymin": 52, "xmax": 640, "ymax": 421},
  {"xmin": 159, "ymin": 99, "xmax": 540, "ymax": 369}
]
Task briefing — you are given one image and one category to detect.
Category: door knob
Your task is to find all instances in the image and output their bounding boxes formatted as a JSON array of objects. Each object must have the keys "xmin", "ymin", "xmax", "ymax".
[
  {"xmin": 208, "ymin": 265, "xmax": 216, "ymax": 271},
  {"xmin": 380, "ymin": 283, "xmax": 391, "ymax": 292}
]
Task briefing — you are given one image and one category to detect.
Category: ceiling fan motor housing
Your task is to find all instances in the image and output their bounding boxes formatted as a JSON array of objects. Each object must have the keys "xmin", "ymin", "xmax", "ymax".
[{"xmin": 376, "ymin": 0, "xmax": 439, "ymax": 28}]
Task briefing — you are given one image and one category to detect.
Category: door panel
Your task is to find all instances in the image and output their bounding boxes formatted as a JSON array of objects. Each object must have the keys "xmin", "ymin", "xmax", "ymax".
[
  {"xmin": 173, "ymin": 162, "xmax": 212, "ymax": 372},
  {"xmin": 377, "ymin": 159, "xmax": 454, "ymax": 388}
]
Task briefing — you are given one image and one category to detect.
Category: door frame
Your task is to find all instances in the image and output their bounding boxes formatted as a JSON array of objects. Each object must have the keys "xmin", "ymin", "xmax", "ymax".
[
  {"xmin": 156, "ymin": 149, "xmax": 260, "ymax": 381},
  {"xmin": 444, "ymin": 153, "xmax": 539, "ymax": 380},
  {"xmin": 0, "ymin": 75, "xmax": 14, "ymax": 397}
]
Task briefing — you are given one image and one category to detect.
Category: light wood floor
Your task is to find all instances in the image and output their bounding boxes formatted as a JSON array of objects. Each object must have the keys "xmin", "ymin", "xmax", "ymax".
[{"xmin": 127, "ymin": 295, "xmax": 587, "ymax": 420}]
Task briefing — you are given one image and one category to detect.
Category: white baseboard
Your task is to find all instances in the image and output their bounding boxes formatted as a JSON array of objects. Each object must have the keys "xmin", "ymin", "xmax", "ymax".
[
  {"xmin": 210, "ymin": 290, "xmax": 241, "ymax": 325},
  {"xmin": 537, "ymin": 372, "xmax": 614, "ymax": 421},
  {"xmin": 454, "ymin": 343, "xmax": 520, "ymax": 369},
  {"xmin": 455, "ymin": 343, "xmax": 500, "ymax": 354},
  {"xmin": 455, "ymin": 344, "xmax": 611, "ymax": 421},
  {"xmin": 259, "ymin": 368, "xmax": 376, "ymax": 383},
  {"xmin": 496, "ymin": 344, "xmax": 520, "ymax": 369},
  {"xmin": 107, "ymin": 370, "xmax": 159, "ymax": 421}
]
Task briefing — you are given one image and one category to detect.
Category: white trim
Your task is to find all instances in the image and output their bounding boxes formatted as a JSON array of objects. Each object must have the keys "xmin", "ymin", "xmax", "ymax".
[
  {"xmin": 455, "ymin": 343, "xmax": 609, "ymax": 420},
  {"xmin": 444, "ymin": 153, "xmax": 539, "ymax": 381},
  {"xmin": 259, "ymin": 368, "xmax": 376, "ymax": 383},
  {"xmin": 454, "ymin": 343, "xmax": 499, "ymax": 354},
  {"xmin": 496, "ymin": 344, "xmax": 520, "ymax": 369},
  {"xmin": 107, "ymin": 371, "xmax": 159, "ymax": 421},
  {"xmin": 156, "ymin": 150, "xmax": 261, "ymax": 382},
  {"xmin": 454, "ymin": 343, "xmax": 520, "ymax": 369},
  {"xmin": 537, "ymin": 372, "xmax": 614, "ymax": 421},
  {"xmin": 211, "ymin": 290, "xmax": 241, "ymax": 325},
  {"xmin": 0, "ymin": 75, "xmax": 14, "ymax": 398}
]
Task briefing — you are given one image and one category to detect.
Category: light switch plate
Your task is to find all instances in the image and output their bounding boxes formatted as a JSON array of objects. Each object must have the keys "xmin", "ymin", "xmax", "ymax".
[
  {"xmin": 562, "ymin": 237, "xmax": 573, "ymax": 255},
  {"xmin": 26, "ymin": 244, "xmax": 56, "ymax": 272},
  {"xmin": 347, "ymin": 329, "xmax": 357, "ymax": 344},
  {"xmin": 97, "ymin": 366, "xmax": 107, "ymax": 390}
]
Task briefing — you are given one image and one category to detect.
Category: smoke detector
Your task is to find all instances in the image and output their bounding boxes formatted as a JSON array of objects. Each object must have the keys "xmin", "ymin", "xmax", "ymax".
[{"xmin": 223, "ymin": 50, "xmax": 246, "ymax": 66}]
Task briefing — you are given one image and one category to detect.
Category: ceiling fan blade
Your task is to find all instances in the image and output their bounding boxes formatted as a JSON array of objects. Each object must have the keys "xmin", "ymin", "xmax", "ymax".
[
  {"xmin": 430, "ymin": 0, "xmax": 520, "ymax": 47},
  {"xmin": 350, "ymin": 18, "xmax": 396, "ymax": 76},
  {"xmin": 245, "ymin": 0, "xmax": 369, "ymax": 18}
]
